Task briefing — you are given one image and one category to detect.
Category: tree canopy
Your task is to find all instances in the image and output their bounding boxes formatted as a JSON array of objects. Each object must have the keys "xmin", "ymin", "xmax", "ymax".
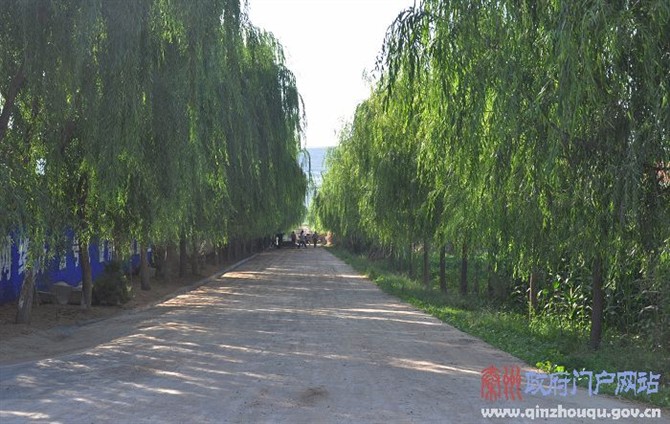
[
  {"xmin": 315, "ymin": 0, "xmax": 669, "ymax": 349},
  {"xmin": 1, "ymin": 0, "xmax": 307, "ymax": 309}
]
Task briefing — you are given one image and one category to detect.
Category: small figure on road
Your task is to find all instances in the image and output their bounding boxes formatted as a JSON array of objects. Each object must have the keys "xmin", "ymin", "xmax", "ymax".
[
  {"xmin": 312, "ymin": 232, "xmax": 318, "ymax": 248},
  {"xmin": 290, "ymin": 231, "xmax": 297, "ymax": 247},
  {"xmin": 299, "ymin": 230, "xmax": 307, "ymax": 248}
]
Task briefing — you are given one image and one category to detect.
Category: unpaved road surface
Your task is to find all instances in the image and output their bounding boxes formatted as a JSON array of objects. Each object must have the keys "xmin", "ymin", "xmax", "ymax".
[{"xmin": 0, "ymin": 248, "xmax": 666, "ymax": 423}]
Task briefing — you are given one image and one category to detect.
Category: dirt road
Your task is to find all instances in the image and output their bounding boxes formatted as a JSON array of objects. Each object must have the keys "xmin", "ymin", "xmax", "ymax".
[{"xmin": 0, "ymin": 248, "xmax": 666, "ymax": 423}]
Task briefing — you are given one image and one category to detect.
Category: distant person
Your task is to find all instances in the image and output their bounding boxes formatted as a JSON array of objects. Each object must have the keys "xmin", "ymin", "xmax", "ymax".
[
  {"xmin": 290, "ymin": 231, "xmax": 297, "ymax": 247},
  {"xmin": 312, "ymin": 232, "xmax": 318, "ymax": 248},
  {"xmin": 299, "ymin": 230, "xmax": 307, "ymax": 248}
]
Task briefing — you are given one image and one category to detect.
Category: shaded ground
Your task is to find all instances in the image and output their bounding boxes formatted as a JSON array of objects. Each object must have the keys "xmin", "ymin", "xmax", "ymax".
[
  {"xmin": 0, "ymin": 262, "xmax": 230, "ymax": 364},
  {"xmin": 0, "ymin": 248, "xmax": 667, "ymax": 423}
]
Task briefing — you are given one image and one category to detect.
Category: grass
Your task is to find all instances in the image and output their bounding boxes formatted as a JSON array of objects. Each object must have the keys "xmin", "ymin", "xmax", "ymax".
[{"xmin": 329, "ymin": 246, "xmax": 670, "ymax": 409}]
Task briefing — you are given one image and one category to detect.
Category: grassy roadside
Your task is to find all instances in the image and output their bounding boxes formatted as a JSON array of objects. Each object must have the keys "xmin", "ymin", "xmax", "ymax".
[{"xmin": 329, "ymin": 246, "xmax": 670, "ymax": 409}]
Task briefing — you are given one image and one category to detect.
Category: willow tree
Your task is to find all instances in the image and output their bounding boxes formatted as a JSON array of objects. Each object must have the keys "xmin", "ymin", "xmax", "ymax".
[
  {"xmin": 1, "ymin": 0, "xmax": 308, "ymax": 320},
  {"xmin": 548, "ymin": 0, "xmax": 670, "ymax": 348},
  {"xmin": 222, "ymin": 24, "xmax": 306, "ymax": 252},
  {"xmin": 379, "ymin": 1, "xmax": 503, "ymax": 292},
  {"xmin": 1, "ymin": 0, "xmax": 164, "ymax": 306},
  {"xmin": 318, "ymin": 0, "xmax": 669, "ymax": 349},
  {"xmin": 0, "ymin": 2, "xmax": 50, "ymax": 320},
  {"xmin": 314, "ymin": 122, "xmax": 371, "ymax": 252},
  {"xmin": 382, "ymin": 0, "xmax": 668, "ymax": 347},
  {"xmin": 0, "ymin": 0, "xmax": 113, "ymax": 312},
  {"xmin": 368, "ymin": 81, "xmax": 437, "ymax": 282}
]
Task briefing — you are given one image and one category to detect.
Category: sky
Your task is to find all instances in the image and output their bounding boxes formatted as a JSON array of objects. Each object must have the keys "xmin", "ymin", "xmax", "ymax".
[{"xmin": 246, "ymin": 0, "xmax": 416, "ymax": 148}]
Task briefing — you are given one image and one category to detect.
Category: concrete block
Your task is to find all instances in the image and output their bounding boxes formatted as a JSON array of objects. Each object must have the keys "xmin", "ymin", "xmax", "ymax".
[{"xmin": 50, "ymin": 282, "xmax": 72, "ymax": 306}]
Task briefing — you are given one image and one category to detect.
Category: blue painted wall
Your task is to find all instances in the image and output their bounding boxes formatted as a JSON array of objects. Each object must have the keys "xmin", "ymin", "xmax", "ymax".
[{"xmin": 0, "ymin": 234, "xmax": 143, "ymax": 305}]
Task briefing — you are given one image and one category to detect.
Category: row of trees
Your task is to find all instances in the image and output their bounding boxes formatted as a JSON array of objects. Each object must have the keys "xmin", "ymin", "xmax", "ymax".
[
  {"xmin": 1, "ymin": 0, "xmax": 307, "ymax": 319},
  {"xmin": 314, "ymin": 0, "xmax": 669, "ymax": 349}
]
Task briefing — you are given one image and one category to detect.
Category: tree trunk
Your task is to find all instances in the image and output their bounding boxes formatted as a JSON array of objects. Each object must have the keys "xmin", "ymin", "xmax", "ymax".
[
  {"xmin": 408, "ymin": 242, "xmax": 414, "ymax": 279},
  {"xmin": 75, "ymin": 172, "xmax": 92, "ymax": 308},
  {"xmin": 15, "ymin": 268, "xmax": 35, "ymax": 324},
  {"xmin": 422, "ymin": 239, "xmax": 430, "ymax": 287},
  {"xmin": 0, "ymin": 64, "xmax": 26, "ymax": 142},
  {"xmin": 166, "ymin": 243, "xmax": 177, "ymax": 280},
  {"xmin": 190, "ymin": 237, "xmax": 199, "ymax": 276},
  {"xmin": 439, "ymin": 245, "xmax": 447, "ymax": 294},
  {"xmin": 529, "ymin": 270, "xmax": 540, "ymax": 315},
  {"xmin": 473, "ymin": 259, "xmax": 479, "ymax": 296},
  {"xmin": 154, "ymin": 244, "xmax": 166, "ymax": 279},
  {"xmin": 395, "ymin": 246, "xmax": 402, "ymax": 273},
  {"xmin": 487, "ymin": 262, "xmax": 494, "ymax": 297},
  {"xmin": 80, "ymin": 240, "xmax": 93, "ymax": 309},
  {"xmin": 139, "ymin": 242, "xmax": 151, "ymax": 291},
  {"xmin": 460, "ymin": 241, "xmax": 468, "ymax": 295},
  {"xmin": 234, "ymin": 238, "xmax": 242, "ymax": 260},
  {"xmin": 179, "ymin": 235, "xmax": 187, "ymax": 277},
  {"xmin": 214, "ymin": 244, "xmax": 219, "ymax": 265},
  {"xmin": 589, "ymin": 254, "xmax": 604, "ymax": 350}
]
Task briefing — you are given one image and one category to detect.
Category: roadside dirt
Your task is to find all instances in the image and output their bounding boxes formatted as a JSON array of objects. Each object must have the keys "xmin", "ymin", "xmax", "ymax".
[{"xmin": 0, "ymin": 262, "xmax": 227, "ymax": 364}]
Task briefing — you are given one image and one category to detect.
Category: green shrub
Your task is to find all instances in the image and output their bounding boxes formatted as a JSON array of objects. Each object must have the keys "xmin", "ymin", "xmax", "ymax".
[{"xmin": 93, "ymin": 261, "xmax": 133, "ymax": 306}]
